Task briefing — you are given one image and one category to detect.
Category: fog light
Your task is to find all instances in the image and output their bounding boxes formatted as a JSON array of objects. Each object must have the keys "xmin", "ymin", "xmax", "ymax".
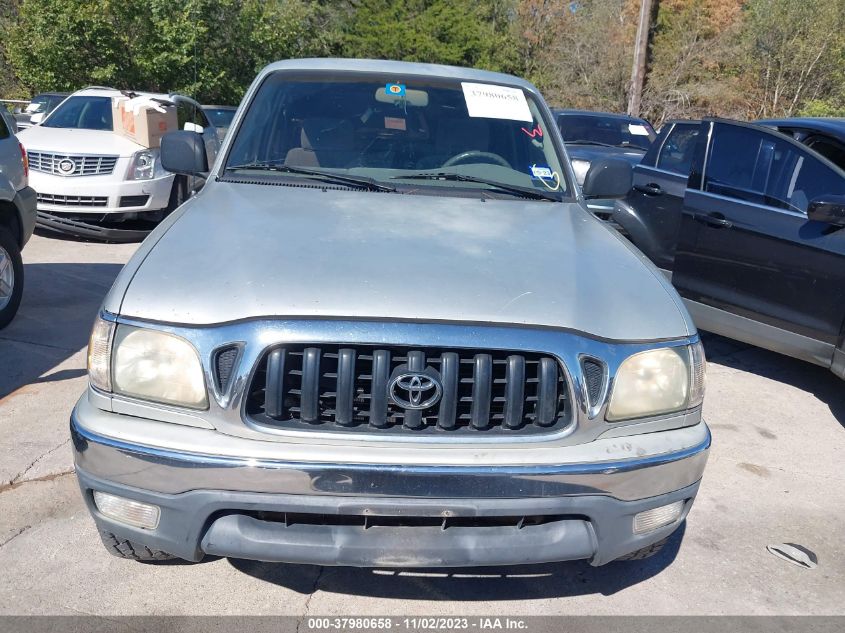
[
  {"xmin": 633, "ymin": 500, "xmax": 684, "ymax": 534},
  {"xmin": 93, "ymin": 491, "xmax": 160, "ymax": 529}
]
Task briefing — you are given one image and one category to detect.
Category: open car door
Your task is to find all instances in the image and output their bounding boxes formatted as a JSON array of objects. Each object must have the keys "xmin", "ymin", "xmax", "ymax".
[{"xmin": 672, "ymin": 119, "xmax": 845, "ymax": 367}]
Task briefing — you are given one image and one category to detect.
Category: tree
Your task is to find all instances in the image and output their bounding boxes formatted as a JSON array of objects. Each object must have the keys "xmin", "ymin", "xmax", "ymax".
[
  {"xmin": 743, "ymin": 0, "xmax": 845, "ymax": 117},
  {"xmin": 341, "ymin": 0, "xmax": 518, "ymax": 72},
  {"xmin": 2, "ymin": 0, "xmax": 334, "ymax": 103}
]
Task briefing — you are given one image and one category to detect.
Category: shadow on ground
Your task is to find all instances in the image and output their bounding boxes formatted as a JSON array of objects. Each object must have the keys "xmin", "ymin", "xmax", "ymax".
[
  {"xmin": 701, "ymin": 332, "xmax": 845, "ymax": 428},
  {"xmin": 0, "ymin": 262, "xmax": 123, "ymax": 399},
  {"xmin": 228, "ymin": 523, "xmax": 685, "ymax": 599}
]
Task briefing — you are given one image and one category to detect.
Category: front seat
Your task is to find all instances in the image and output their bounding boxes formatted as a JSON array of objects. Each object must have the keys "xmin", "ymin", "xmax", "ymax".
[{"xmin": 285, "ymin": 118, "xmax": 355, "ymax": 168}]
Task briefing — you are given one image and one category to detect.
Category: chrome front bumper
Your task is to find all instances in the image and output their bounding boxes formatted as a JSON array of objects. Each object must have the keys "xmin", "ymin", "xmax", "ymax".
[
  {"xmin": 71, "ymin": 401, "xmax": 710, "ymax": 502},
  {"xmin": 72, "ymin": 399, "xmax": 710, "ymax": 566}
]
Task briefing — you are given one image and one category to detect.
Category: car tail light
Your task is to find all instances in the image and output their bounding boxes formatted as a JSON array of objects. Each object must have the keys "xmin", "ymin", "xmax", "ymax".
[{"xmin": 19, "ymin": 142, "xmax": 28, "ymax": 183}]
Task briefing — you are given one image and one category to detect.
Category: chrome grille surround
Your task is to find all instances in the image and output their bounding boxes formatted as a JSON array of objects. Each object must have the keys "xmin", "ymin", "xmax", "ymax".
[
  {"xmin": 37, "ymin": 193, "xmax": 108, "ymax": 207},
  {"xmin": 245, "ymin": 344, "xmax": 571, "ymax": 435},
  {"xmin": 97, "ymin": 314, "xmax": 701, "ymax": 446},
  {"xmin": 28, "ymin": 151, "xmax": 119, "ymax": 177}
]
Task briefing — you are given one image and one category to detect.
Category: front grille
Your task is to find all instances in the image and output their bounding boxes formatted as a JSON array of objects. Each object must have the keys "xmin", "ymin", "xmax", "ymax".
[
  {"xmin": 37, "ymin": 193, "xmax": 108, "ymax": 207},
  {"xmin": 28, "ymin": 151, "xmax": 118, "ymax": 177},
  {"xmin": 248, "ymin": 511, "xmax": 572, "ymax": 529},
  {"xmin": 245, "ymin": 344, "xmax": 570, "ymax": 435}
]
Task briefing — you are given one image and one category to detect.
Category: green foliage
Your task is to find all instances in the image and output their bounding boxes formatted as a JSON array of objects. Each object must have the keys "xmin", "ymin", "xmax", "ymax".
[
  {"xmin": 743, "ymin": 0, "xmax": 845, "ymax": 117},
  {"xmin": 2, "ymin": 0, "xmax": 334, "ymax": 103},
  {"xmin": 799, "ymin": 100, "xmax": 845, "ymax": 118},
  {"xmin": 2, "ymin": 0, "xmax": 844, "ymax": 122},
  {"xmin": 341, "ymin": 0, "xmax": 518, "ymax": 72}
]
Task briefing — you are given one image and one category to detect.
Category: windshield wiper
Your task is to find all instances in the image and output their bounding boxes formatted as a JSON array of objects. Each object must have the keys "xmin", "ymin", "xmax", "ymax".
[
  {"xmin": 567, "ymin": 139, "xmax": 644, "ymax": 150},
  {"xmin": 225, "ymin": 163, "xmax": 396, "ymax": 192},
  {"xmin": 565, "ymin": 139, "xmax": 618, "ymax": 148},
  {"xmin": 391, "ymin": 172, "xmax": 560, "ymax": 201}
]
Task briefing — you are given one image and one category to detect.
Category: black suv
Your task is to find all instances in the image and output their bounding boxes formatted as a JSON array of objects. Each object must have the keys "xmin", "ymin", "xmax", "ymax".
[{"xmin": 613, "ymin": 118, "xmax": 845, "ymax": 379}]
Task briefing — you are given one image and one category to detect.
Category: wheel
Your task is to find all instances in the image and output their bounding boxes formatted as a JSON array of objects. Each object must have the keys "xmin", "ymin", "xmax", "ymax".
[
  {"xmin": 441, "ymin": 150, "xmax": 511, "ymax": 168},
  {"xmin": 98, "ymin": 530, "xmax": 177, "ymax": 562},
  {"xmin": 615, "ymin": 536, "xmax": 669, "ymax": 561},
  {"xmin": 0, "ymin": 226, "xmax": 23, "ymax": 330},
  {"xmin": 164, "ymin": 175, "xmax": 188, "ymax": 214}
]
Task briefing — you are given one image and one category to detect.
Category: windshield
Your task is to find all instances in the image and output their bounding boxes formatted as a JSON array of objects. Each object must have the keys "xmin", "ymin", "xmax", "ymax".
[
  {"xmin": 43, "ymin": 96, "xmax": 113, "ymax": 130},
  {"xmin": 558, "ymin": 114, "xmax": 655, "ymax": 151},
  {"xmin": 205, "ymin": 107, "xmax": 236, "ymax": 129},
  {"xmin": 225, "ymin": 71, "xmax": 570, "ymax": 199}
]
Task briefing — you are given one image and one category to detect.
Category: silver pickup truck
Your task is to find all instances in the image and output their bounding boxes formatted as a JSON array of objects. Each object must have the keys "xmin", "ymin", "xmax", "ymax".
[{"xmin": 72, "ymin": 59, "xmax": 709, "ymax": 568}]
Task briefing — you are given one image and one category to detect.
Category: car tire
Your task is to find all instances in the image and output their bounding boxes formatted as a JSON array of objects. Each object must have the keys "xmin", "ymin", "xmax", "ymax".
[
  {"xmin": 0, "ymin": 226, "xmax": 24, "ymax": 330},
  {"xmin": 165, "ymin": 175, "xmax": 188, "ymax": 214},
  {"xmin": 99, "ymin": 530, "xmax": 177, "ymax": 562},
  {"xmin": 615, "ymin": 536, "xmax": 670, "ymax": 561}
]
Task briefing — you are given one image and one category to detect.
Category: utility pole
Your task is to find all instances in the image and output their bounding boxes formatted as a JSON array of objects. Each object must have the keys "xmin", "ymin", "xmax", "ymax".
[{"xmin": 628, "ymin": 0, "xmax": 654, "ymax": 117}]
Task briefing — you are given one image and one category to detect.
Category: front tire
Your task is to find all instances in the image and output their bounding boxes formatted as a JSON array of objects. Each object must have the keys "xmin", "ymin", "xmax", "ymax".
[
  {"xmin": 0, "ymin": 227, "xmax": 24, "ymax": 330},
  {"xmin": 99, "ymin": 530, "xmax": 177, "ymax": 562},
  {"xmin": 615, "ymin": 536, "xmax": 669, "ymax": 561}
]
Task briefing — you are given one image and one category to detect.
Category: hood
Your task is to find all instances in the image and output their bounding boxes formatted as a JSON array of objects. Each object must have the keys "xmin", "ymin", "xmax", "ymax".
[
  {"xmin": 17, "ymin": 126, "xmax": 143, "ymax": 157},
  {"xmin": 566, "ymin": 144, "xmax": 645, "ymax": 166},
  {"xmin": 111, "ymin": 182, "xmax": 691, "ymax": 341}
]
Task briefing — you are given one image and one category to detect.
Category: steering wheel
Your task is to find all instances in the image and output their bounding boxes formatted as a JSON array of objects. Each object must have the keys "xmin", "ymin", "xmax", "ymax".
[{"xmin": 442, "ymin": 150, "xmax": 510, "ymax": 168}]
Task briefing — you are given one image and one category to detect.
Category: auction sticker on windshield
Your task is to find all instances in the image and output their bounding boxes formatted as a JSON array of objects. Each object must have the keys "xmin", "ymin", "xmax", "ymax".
[{"xmin": 462, "ymin": 82, "xmax": 532, "ymax": 122}]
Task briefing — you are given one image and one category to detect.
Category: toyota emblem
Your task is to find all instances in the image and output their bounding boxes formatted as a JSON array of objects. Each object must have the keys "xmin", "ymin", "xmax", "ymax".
[
  {"xmin": 57, "ymin": 158, "xmax": 76, "ymax": 175},
  {"xmin": 388, "ymin": 371, "xmax": 442, "ymax": 410}
]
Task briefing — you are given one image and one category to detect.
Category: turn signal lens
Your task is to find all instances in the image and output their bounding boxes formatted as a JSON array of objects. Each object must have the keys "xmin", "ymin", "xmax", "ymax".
[{"xmin": 88, "ymin": 316, "xmax": 115, "ymax": 392}]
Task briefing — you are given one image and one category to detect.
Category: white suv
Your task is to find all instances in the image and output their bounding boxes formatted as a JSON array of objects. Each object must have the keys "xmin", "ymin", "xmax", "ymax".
[{"xmin": 17, "ymin": 87, "xmax": 219, "ymax": 241}]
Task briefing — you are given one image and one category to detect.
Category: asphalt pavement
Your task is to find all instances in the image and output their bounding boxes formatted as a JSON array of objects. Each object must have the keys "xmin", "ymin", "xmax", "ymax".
[{"xmin": 0, "ymin": 232, "xmax": 843, "ymax": 616}]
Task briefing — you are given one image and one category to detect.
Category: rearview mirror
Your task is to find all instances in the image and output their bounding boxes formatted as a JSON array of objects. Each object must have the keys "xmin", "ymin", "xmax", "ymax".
[
  {"xmin": 808, "ymin": 195, "xmax": 845, "ymax": 227},
  {"xmin": 161, "ymin": 130, "xmax": 208, "ymax": 177},
  {"xmin": 29, "ymin": 112, "xmax": 44, "ymax": 125},
  {"xmin": 581, "ymin": 158, "xmax": 633, "ymax": 199},
  {"xmin": 183, "ymin": 121, "xmax": 204, "ymax": 134}
]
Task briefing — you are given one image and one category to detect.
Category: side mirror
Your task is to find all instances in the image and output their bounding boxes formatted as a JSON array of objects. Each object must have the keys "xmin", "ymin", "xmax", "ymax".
[
  {"xmin": 183, "ymin": 121, "xmax": 204, "ymax": 134},
  {"xmin": 581, "ymin": 158, "xmax": 633, "ymax": 199},
  {"xmin": 161, "ymin": 130, "xmax": 208, "ymax": 177},
  {"xmin": 808, "ymin": 195, "xmax": 845, "ymax": 227},
  {"xmin": 29, "ymin": 112, "xmax": 44, "ymax": 125}
]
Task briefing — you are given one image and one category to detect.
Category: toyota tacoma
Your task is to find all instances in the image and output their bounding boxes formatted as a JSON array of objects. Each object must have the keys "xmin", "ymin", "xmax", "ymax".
[{"xmin": 72, "ymin": 59, "xmax": 709, "ymax": 567}]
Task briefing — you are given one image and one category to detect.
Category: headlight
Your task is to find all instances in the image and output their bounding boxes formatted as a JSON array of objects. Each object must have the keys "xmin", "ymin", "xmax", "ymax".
[
  {"xmin": 87, "ymin": 315, "xmax": 208, "ymax": 409},
  {"xmin": 607, "ymin": 343, "xmax": 706, "ymax": 421},
  {"xmin": 571, "ymin": 158, "xmax": 591, "ymax": 186},
  {"xmin": 126, "ymin": 149, "xmax": 159, "ymax": 180},
  {"xmin": 112, "ymin": 326, "xmax": 208, "ymax": 408}
]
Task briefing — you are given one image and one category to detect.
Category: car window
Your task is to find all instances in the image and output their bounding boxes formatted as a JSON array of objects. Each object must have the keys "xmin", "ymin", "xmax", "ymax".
[
  {"xmin": 205, "ymin": 108, "xmax": 236, "ymax": 129},
  {"xmin": 656, "ymin": 124, "xmax": 699, "ymax": 175},
  {"xmin": 24, "ymin": 96, "xmax": 48, "ymax": 113},
  {"xmin": 193, "ymin": 105, "xmax": 210, "ymax": 128},
  {"xmin": 0, "ymin": 112, "xmax": 9, "ymax": 139},
  {"xmin": 705, "ymin": 124, "xmax": 845, "ymax": 214},
  {"xmin": 43, "ymin": 96, "xmax": 113, "ymax": 130},
  {"xmin": 804, "ymin": 136, "xmax": 845, "ymax": 171},
  {"xmin": 176, "ymin": 100, "xmax": 209, "ymax": 129},
  {"xmin": 226, "ymin": 71, "xmax": 570, "ymax": 199},
  {"xmin": 557, "ymin": 114, "xmax": 655, "ymax": 150}
]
